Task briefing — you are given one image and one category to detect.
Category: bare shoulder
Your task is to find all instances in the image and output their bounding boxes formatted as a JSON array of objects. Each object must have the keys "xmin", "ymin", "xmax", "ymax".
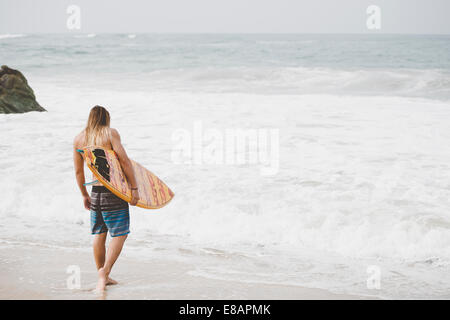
[
  {"xmin": 73, "ymin": 131, "xmax": 85, "ymax": 148},
  {"xmin": 110, "ymin": 128, "xmax": 121, "ymax": 139}
]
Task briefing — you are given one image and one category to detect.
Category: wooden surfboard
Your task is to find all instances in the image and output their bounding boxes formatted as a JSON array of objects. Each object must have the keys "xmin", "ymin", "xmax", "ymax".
[{"xmin": 80, "ymin": 146, "xmax": 174, "ymax": 209}]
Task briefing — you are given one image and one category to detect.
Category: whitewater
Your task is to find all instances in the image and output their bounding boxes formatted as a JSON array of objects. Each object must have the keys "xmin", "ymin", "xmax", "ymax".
[{"xmin": 1, "ymin": 34, "xmax": 450, "ymax": 298}]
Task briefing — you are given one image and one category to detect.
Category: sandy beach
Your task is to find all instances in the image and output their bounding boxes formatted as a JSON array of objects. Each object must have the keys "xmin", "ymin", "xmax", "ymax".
[{"xmin": 0, "ymin": 243, "xmax": 366, "ymax": 300}]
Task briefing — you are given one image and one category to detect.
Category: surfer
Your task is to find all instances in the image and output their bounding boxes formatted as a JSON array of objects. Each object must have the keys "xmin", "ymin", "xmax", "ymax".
[{"xmin": 73, "ymin": 105, "xmax": 140, "ymax": 292}]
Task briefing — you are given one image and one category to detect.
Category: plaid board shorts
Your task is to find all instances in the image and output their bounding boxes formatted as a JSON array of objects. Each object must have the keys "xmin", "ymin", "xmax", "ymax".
[{"xmin": 90, "ymin": 186, "xmax": 130, "ymax": 237}]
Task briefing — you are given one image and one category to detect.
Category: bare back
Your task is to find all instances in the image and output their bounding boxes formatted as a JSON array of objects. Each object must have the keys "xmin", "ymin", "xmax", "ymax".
[
  {"xmin": 74, "ymin": 129, "xmax": 113, "ymax": 151},
  {"xmin": 73, "ymin": 124, "xmax": 139, "ymax": 208},
  {"xmin": 74, "ymin": 129, "xmax": 113, "ymax": 186}
]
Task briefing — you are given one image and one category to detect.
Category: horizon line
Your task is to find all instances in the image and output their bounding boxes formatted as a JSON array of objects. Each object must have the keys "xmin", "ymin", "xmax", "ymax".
[{"xmin": 2, "ymin": 32, "xmax": 450, "ymax": 36}]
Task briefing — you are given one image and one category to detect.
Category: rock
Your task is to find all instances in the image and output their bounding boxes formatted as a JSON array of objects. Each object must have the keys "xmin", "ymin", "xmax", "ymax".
[{"xmin": 0, "ymin": 65, "xmax": 46, "ymax": 114}]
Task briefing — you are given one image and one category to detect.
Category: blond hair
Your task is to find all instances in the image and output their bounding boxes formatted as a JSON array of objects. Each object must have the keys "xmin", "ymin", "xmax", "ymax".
[{"xmin": 84, "ymin": 105, "xmax": 111, "ymax": 147}]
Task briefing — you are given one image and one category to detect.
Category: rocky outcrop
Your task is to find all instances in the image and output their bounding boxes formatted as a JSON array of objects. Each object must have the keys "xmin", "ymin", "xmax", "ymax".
[{"xmin": 0, "ymin": 65, "xmax": 46, "ymax": 114}]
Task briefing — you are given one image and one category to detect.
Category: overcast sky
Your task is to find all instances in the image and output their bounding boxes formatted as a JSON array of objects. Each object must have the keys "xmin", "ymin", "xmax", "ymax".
[{"xmin": 1, "ymin": 0, "xmax": 450, "ymax": 34}]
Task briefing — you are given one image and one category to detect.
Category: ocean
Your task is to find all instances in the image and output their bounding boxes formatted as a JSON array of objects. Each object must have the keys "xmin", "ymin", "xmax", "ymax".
[{"xmin": 1, "ymin": 33, "xmax": 450, "ymax": 298}]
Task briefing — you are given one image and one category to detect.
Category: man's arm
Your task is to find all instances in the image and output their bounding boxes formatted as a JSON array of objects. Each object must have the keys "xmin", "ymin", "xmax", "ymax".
[
  {"xmin": 110, "ymin": 128, "xmax": 139, "ymax": 205},
  {"xmin": 73, "ymin": 137, "xmax": 90, "ymax": 209}
]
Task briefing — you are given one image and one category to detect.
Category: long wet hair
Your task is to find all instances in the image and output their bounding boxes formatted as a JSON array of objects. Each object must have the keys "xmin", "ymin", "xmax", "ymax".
[{"xmin": 84, "ymin": 105, "xmax": 111, "ymax": 147}]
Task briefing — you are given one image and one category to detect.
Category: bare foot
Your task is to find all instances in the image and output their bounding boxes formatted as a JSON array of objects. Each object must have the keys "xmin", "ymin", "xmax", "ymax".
[
  {"xmin": 106, "ymin": 277, "xmax": 118, "ymax": 286},
  {"xmin": 96, "ymin": 267, "xmax": 108, "ymax": 292}
]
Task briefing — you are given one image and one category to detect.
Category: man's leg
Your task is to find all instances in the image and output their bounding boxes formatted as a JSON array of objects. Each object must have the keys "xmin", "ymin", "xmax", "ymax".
[
  {"xmin": 93, "ymin": 232, "xmax": 118, "ymax": 287},
  {"xmin": 93, "ymin": 233, "xmax": 107, "ymax": 269},
  {"xmin": 96, "ymin": 234, "xmax": 127, "ymax": 292}
]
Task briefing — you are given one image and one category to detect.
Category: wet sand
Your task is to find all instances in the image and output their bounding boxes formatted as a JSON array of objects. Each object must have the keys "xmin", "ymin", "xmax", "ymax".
[{"xmin": 0, "ymin": 243, "xmax": 367, "ymax": 300}]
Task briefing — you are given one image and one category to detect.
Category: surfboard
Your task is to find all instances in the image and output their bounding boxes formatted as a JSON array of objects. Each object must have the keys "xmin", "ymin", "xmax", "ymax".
[{"xmin": 79, "ymin": 146, "xmax": 174, "ymax": 209}]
